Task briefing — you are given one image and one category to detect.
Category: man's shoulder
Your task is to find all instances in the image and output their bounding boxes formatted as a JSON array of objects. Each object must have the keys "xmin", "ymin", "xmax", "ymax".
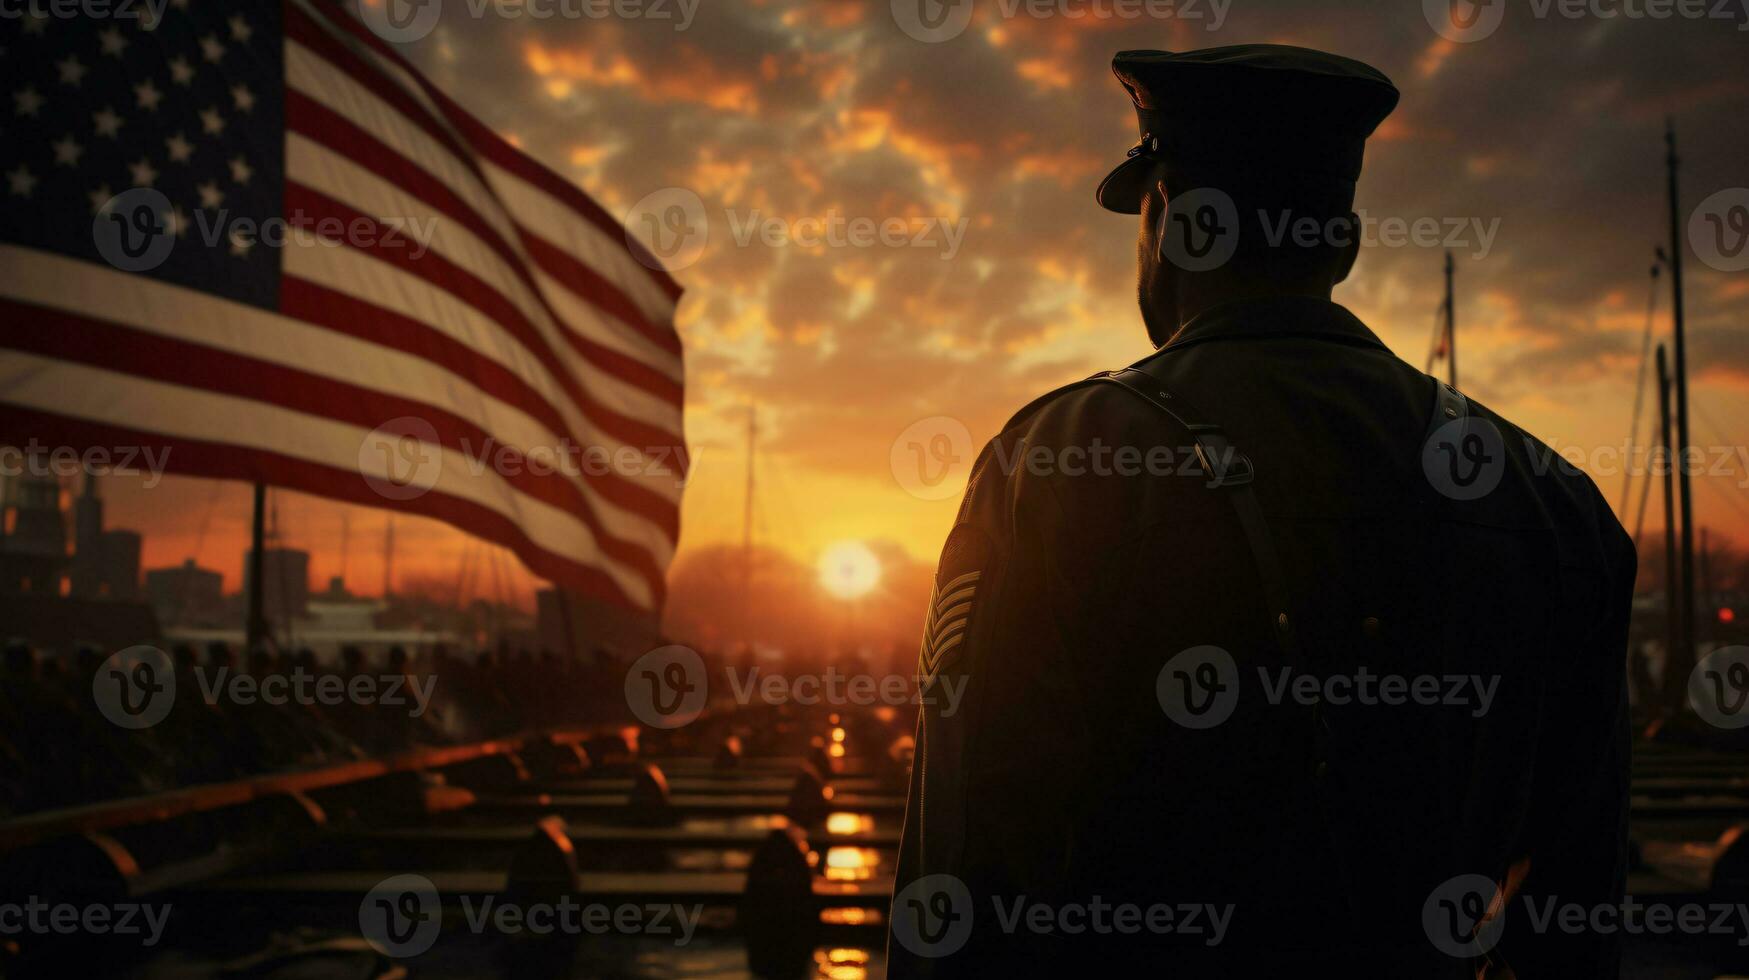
[
  {"xmin": 1462, "ymin": 394, "xmax": 1636, "ymax": 570},
  {"xmin": 996, "ymin": 359, "xmax": 1181, "ymax": 446}
]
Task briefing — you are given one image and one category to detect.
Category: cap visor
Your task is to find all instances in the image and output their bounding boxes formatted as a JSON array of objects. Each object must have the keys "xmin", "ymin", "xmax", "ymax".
[{"xmin": 1095, "ymin": 155, "xmax": 1153, "ymax": 214}]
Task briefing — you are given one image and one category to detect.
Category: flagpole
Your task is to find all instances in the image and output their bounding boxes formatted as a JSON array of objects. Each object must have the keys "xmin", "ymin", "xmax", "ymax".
[
  {"xmin": 1664, "ymin": 118, "xmax": 1697, "ymax": 688},
  {"xmin": 1656, "ymin": 344, "xmax": 1679, "ymax": 714},
  {"xmin": 1444, "ymin": 250, "xmax": 1457, "ymax": 390},
  {"xmin": 244, "ymin": 481, "xmax": 269, "ymax": 654}
]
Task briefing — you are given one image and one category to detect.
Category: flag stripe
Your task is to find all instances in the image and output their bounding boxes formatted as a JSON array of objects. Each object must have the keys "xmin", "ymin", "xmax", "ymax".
[
  {"xmin": 278, "ymin": 277, "xmax": 683, "ymax": 538},
  {"xmin": 283, "ymin": 85, "xmax": 681, "ymax": 383},
  {"xmin": 307, "ymin": 0, "xmax": 683, "ymax": 307},
  {"xmin": 1, "ymin": 244, "xmax": 680, "ymax": 551},
  {"xmin": 282, "ymin": 182, "xmax": 682, "ymax": 455},
  {"xmin": 0, "ymin": 298, "xmax": 670, "ymax": 600},
  {"xmin": 288, "ymin": 2, "xmax": 682, "ymax": 352},
  {"xmin": 276, "ymin": 240, "xmax": 671, "ymax": 502},
  {"xmin": 282, "ymin": 138, "xmax": 683, "ymax": 417}
]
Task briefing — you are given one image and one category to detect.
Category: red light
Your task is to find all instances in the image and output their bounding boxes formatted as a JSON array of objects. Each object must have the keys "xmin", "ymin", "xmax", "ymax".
[{"xmin": 1722, "ymin": 608, "xmax": 1737, "ymax": 624}]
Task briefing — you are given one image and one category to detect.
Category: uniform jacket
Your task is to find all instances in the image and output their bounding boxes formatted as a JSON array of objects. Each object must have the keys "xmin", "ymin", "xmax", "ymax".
[{"xmin": 889, "ymin": 295, "xmax": 1636, "ymax": 979}]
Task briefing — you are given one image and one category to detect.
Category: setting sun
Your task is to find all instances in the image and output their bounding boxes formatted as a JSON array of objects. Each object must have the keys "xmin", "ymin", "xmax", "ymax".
[{"xmin": 818, "ymin": 541, "xmax": 882, "ymax": 600}]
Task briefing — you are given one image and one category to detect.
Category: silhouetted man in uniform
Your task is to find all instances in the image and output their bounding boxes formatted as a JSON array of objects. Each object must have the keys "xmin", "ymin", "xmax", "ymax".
[{"xmin": 891, "ymin": 45, "xmax": 1634, "ymax": 978}]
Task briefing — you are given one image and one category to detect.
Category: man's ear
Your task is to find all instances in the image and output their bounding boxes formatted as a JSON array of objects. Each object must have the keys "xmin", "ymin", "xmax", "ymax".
[{"xmin": 1332, "ymin": 212, "xmax": 1362, "ymax": 284}]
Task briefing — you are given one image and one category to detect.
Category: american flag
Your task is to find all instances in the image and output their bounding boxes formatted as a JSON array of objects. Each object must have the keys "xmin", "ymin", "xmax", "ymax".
[{"xmin": 0, "ymin": 0, "xmax": 686, "ymax": 614}]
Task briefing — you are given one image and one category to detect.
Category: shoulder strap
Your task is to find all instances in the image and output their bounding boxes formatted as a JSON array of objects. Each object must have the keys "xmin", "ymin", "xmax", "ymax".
[
  {"xmin": 1425, "ymin": 376, "xmax": 1469, "ymax": 441},
  {"xmin": 1094, "ymin": 367, "xmax": 1301, "ymax": 659}
]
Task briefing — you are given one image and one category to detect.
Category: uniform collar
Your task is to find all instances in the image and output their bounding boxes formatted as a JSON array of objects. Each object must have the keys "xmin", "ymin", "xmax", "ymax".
[{"xmin": 1157, "ymin": 294, "xmax": 1390, "ymax": 354}]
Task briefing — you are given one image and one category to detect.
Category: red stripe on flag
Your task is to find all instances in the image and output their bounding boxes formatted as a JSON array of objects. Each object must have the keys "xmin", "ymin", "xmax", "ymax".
[
  {"xmin": 283, "ymin": 182, "xmax": 684, "ymax": 448},
  {"xmin": 286, "ymin": 2, "xmax": 683, "ymax": 354},
  {"xmin": 281, "ymin": 275, "xmax": 685, "ymax": 531},
  {"xmin": 302, "ymin": 0, "xmax": 685, "ymax": 305},
  {"xmin": 285, "ymin": 94, "xmax": 684, "ymax": 398},
  {"xmin": 0, "ymin": 298, "xmax": 672, "ymax": 598}
]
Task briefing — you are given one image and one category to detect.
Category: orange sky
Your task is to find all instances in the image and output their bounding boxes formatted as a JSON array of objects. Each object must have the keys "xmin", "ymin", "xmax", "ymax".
[{"xmin": 79, "ymin": 0, "xmax": 1749, "ymax": 634}]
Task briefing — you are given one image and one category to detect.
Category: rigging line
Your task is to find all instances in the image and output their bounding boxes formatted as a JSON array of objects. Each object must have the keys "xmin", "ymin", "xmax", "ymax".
[
  {"xmin": 1691, "ymin": 399, "xmax": 1745, "ymax": 461},
  {"xmin": 1633, "ymin": 431, "xmax": 1659, "ymax": 543},
  {"xmin": 1686, "ymin": 408, "xmax": 1749, "ymax": 529},
  {"xmin": 1424, "ymin": 300, "xmax": 1448, "ymax": 375},
  {"xmin": 1700, "ymin": 470, "xmax": 1749, "ymax": 530},
  {"xmin": 1620, "ymin": 260, "xmax": 1663, "ymax": 513}
]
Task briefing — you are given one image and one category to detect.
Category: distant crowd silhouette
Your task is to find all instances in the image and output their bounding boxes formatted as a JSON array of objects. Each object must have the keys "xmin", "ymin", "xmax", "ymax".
[{"xmin": 0, "ymin": 641, "xmax": 629, "ymax": 816}]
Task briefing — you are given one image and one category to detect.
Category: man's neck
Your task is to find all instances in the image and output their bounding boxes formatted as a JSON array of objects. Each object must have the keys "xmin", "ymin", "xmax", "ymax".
[{"xmin": 1175, "ymin": 279, "xmax": 1334, "ymax": 330}]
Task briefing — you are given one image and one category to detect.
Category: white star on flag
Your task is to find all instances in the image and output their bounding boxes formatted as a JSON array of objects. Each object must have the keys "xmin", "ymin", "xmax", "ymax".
[
  {"xmin": 165, "ymin": 133, "xmax": 193, "ymax": 163},
  {"xmin": 6, "ymin": 165, "xmax": 36, "ymax": 198},
  {"xmin": 51, "ymin": 136, "xmax": 83, "ymax": 167},
  {"xmin": 135, "ymin": 80, "xmax": 164, "ymax": 111},
  {"xmin": 14, "ymin": 87, "xmax": 45, "ymax": 117},
  {"xmin": 93, "ymin": 107, "xmax": 123, "ymax": 138},
  {"xmin": 56, "ymin": 56, "xmax": 88, "ymax": 87},
  {"xmin": 129, "ymin": 158, "xmax": 160, "ymax": 187},
  {"xmin": 98, "ymin": 27, "xmax": 128, "ymax": 57}
]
